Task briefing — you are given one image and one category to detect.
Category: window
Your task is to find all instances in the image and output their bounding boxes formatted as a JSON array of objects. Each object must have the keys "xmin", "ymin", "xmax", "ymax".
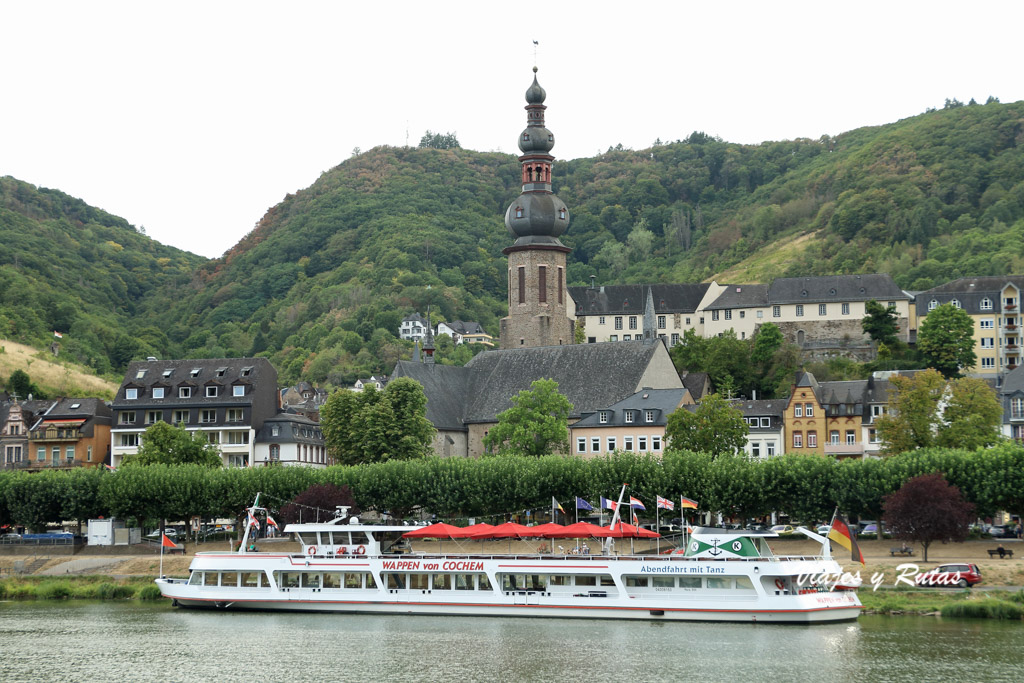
[
  {"xmin": 711, "ymin": 310, "xmax": 720, "ymax": 321},
  {"xmin": 869, "ymin": 429, "xmax": 879, "ymax": 444},
  {"xmin": 658, "ymin": 315, "xmax": 666, "ymax": 329},
  {"xmin": 615, "ymin": 317, "xmax": 623, "ymax": 330},
  {"xmin": 842, "ymin": 303, "xmax": 850, "ymax": 315},
  {"xmin": 538, "ymin": 266, "xmax": 547, "ymax": 303},
  {"xmin": 794, "ymin": 404, "xmax": 802, "ymax": 417},
  {"xmin": 795, "ymin": 304, "xmax": 804, "ymax": 317},
  {"xmin": 725, "ymin": 310, "xmax": 732, "ymax": 320},
  {"xmin": 599, "ymin": 411, "xmax": 608, "ymax": 424},
  {"xmin": 982, "ymin": 357, "xmax": 996, "ymax": 368},
  {"xmin": 981, "ymin": 337, "xmax": 995, "ymax": 348},
  {"xmin": 146, "ymin": 411, "xmax": 162, "ymax": 425},
  {"xmin": 227, "ymin": 432, "xmax": 249, "ymax": 445},
  {"xmin": 120, "ymin": 434, "xmax": 139, "ymax": 447},
  {"xmin": 981, "ymin": 297, "xmax": 993, "ymax": 310},
  {"xmin": 624, "ymin": 436, "xmax": 634, "ymax": 451},
  {"xmin": 36, "ymin": 447, "xmax": 45, "ymax": 462},
  {"xmin": 751, "ymin": 442, "xmax": 760, "ymax": 458},
  {"xmin": 591, "ymin": 437, "xmax": 600, "ymax": 453},
  {"xmin": 830, "ymin": 430, "xmax": 840, "ymax": 445},
  {"xmin": 804, "ymin": 404, "xmax": 814, "ymax": 417},
  {"xmin": 173, "ymin": 410, "xmax": 189, "ymax": 424},
  {"xmin": 1005, "ymin": 297, "xmax": 1017, "ymax": 308},
  {"xmin": 871, "ymin": 405, "xmax": 886, "ymax": 418},
  {"xmin": 201, "ymin": 409, "xmax": 217, "ymax": 423},
  {"xmin": 227, "ymin": 409, "xmax": 244, "ymax": 423},
  {"xmin": 607, "ymin": 436, "xmax": 617, "ymax": 452},
  {"xmin": 760, "ymin": 417, "xmax": 771, "ymax": 428},
  {"xmin": 623, "ymin": 334, "xmax": 631, "ymax": 341},
  {"xmin": 577, "ymin": 437, "xmax": 586, "ymax": 454},
  {"xmin": 599, "ymin": 316, "xmax": 606, "ymax": 325},
  {"xmin": 772, "ymin": 305, "xmax": 781, "ymax": 318},
  {"xmin": 51, "ymin": 446, "xmax": 59, "ymax": 462},
  {"xmin": 766, "ymin": 442, "xmax": 775, "ymax": 456},
  {"xmin": 807, "ymin": 431, "xmax": 817, "ymax": 448},
  {"xmin": 625, "ymin": 411, "xmax": 634, "ymax": 424},
  {"xmin": 846, "ymin": 430, "xmax": 856, "ymax": 445},
  {"xmin": 179, "ymin": 386, "xmax": 192, "ymax": 399},
  {"xmin": 638, "ymin": 436, "xmax": 648, "ymax": 451},
  {"xmin": 756, "ymin": 310, "xmax": 762, "ymax": 318},
  {"xmin": 206, "ymin": 385, "xmax": 218, "ymax": 398},
  {"xmin": 152, "ymin": 387, "xmax": 165, "ymax": 399},
  {"xmin": 670, "ymin": 333, "xmax": 679, "ymax": 346},
  {"xmin": 517, "ymin": 267, "xmax": 525, "ymax": 304},
  {"xmin": 981, "ymin": 319, "xmax": 994, "ymax": 329},
  {"xmin": 86, "ymin": 446, "xmax": 92, "ymax": 462},
  {"xmin": 65, "ymin": 446, "xmax": 75, "ymax": 461},
  {"xmin": 739, "ymin": 311, "xmax": 745, "ymax": 318},
  {"xmin": 685, "ymin": 317, "xmax": 691, "ymax": 325},
  {"xmin": 629, "ymin": 316, "xmax": 637, "ymax": 330},
  {"xmin": 162, "ymin": 369, "xmax": 173, "ymax": 378},
  {"xmin": 645, "ymin": 410, "xmax": 654, "ymax": 423},
  {"xmin": 233, "ymin": 385, "xmax": 245, "ymax": 397},
  {"xmin": 928, "ymin": 299, "xmax": 938, "ymax": 311},
  {"xmin": 119, "ymin": 411, "xmax": 135, "ymax": 425},
  {"xmin": 652, "ymin": 435, "xmax": 661, "ymax": 451},
  {"xmin": 951, "ymin": 299, "xmax": 961, "ymax": 309},
  {"xmin": 207, "ymin": 432, "xmax": 219, "ymax": 444},
  {"xmin": 191, "ymin": 368, "xmax": 201, "ymax": 377},
  {"xmin": 609, "ymin": 335, "xmax": 618, "ymax": 342},
  {"xmin": 125, "ymin": 388, "xmax": 138, "ymax": 400},
  {"xmin": 819, "ymin": 304, "xmax": 827, "ymax": 316},
  {"xmin": 793, "ymin": 432, "xmax": 802, "ymax": 448},
  {"xmin": 1012, "ymin": 398, "xmax": 1024, "ymax": 419}
]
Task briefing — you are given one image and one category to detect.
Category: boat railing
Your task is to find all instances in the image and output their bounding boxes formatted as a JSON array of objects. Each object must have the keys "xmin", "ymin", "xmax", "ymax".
[{"xmin": 366, "ymin": 553, "xmax": 828, "ymax": 563}]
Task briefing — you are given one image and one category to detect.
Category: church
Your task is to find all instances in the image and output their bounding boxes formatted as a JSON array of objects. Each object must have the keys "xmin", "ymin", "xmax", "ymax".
[{"xmin": 392, "ymin": 68, "xmax": 683, "ymax": 457}]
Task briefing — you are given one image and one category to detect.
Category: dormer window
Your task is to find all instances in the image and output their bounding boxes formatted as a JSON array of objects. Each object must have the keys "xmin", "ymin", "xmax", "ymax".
[
  {"xmin": 162, "ymin": 369, "xmax": 173, "ymax": 378},
  {"xmin": 558, "ymin": 208, "xmax": 566, "ymax": 219},
  {"xmin": 522, "ymin": 133, "xmax": 529, "ymax": 141},
  {"xmin": 625, "ymin": 411, "xmax": 634, "ymax": 424},
  {"xmin": 645, "ymin": 410, "xmax": 655, "ymax": 423},
  {"xmin": 981, "ymin": 298, "xmax": 993, "ymax": 311},
  {"xmin": 233, "ymin": 385, "xmax": 245, "ymax": 397},
  {"xmin": 152, "ymin": 387, "xmax": 165, "ymax": 399},
  {"xmin": 216, "ymin": 367, "xmax": 228, "ymax": 377},
  {"xmin": 515, "ymin": 207, "xmax": 523, "ymax": 218},
  {"xmin": 190, "ymin": 368, "xmax": 201, "ymax": 377},
  {"xmin": 206, "ymin": 386, "xmax": 218, "ymax": 398},
  {"xmin": 135, "ymin": 369, "xmax": 146, "ymax": 380},
  {"xmin": 179, "ymin": 387, "xmax": 192, "ymax": 399},
  {"xmin": 928, "ymin": 299, "xmax": 938, "ymax": 311},
  {"xmin": 951, "ymin": 299, "xmax": 961, "ymax": 309},
  {"xmin": 599, "ymin": 411, "xmax": 608, "ymax": 424},
  {"xmin": 241, "ymin": 366, "xmax": 253, "ymax": 377},
  {"xmin": 125, "ymin": 388, "xmax": 138, "ymax": 400}
]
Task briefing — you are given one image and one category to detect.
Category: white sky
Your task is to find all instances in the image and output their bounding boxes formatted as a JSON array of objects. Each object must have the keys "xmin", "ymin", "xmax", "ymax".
[{"xmin": 2, "ymin": 1, "xmax": 1022, "ymax": 258}]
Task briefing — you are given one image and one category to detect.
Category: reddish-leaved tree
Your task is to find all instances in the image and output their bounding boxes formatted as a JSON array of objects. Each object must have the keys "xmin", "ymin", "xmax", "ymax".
[
  {"xmin": 883, "ymin": 472, "xmax": 974, "ymax": 562},
  {"xmin": 280, "ymin": 484, "xmax": 360, "ymax": 525}
]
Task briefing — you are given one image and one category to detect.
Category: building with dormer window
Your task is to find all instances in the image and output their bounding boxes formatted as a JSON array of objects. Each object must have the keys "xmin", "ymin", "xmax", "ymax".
[
  {"xmin": 111, "ymin": 358, "xmax": 277, "ymax": 467},
  {"xmin": 569, "ymin": 388, "xmax": 691, "ymax": 458}
]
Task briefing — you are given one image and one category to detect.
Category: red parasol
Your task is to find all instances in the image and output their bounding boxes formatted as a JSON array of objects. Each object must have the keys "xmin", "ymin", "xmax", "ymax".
[
  {"xmin": 402, "ymin": 522, "xmax": 470, "ymax": 539},
  {"xmin": 468, "ymin": 522, "xmax": 536, "ymax": 539},
  {"xmin": 604, "ymin": 522, "xmax": 660, "ymax": 538},
  {"xmin": 543, "ymin": 521, "xmax": 611, "ymax": 539}
]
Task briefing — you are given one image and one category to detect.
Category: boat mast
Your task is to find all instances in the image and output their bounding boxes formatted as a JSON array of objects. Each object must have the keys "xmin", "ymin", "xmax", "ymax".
[{"xmin": 239, "ymin": 492, "xmax": 262, "ymax": 554}]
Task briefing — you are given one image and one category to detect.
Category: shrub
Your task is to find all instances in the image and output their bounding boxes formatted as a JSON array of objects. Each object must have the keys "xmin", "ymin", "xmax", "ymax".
[
  {"xmin": 137, "ymin": 584, "xmax": 164, "ymax": 601},
  {"xmin": 37, "ymin": 581, "xmax": 72, "ymax": 600},
  {"xmin": 96, "ymin": 582, "xmax": 136, "ymax": 600},
  {"xmin": 941, "ymin": 599, "xmax": 1024, "ymax": 620}
]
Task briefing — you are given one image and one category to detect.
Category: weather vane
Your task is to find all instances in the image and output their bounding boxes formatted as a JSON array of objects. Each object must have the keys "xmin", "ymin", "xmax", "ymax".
[{"xmin": 533, "ymin": 40, "xmax": 539, "ymax": 67}]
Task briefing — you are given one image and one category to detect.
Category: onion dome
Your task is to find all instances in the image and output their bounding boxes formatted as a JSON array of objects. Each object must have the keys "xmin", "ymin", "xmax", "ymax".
[{"xmin": 525, "ymin": 67, "xmax": 546, "ymax": 104}]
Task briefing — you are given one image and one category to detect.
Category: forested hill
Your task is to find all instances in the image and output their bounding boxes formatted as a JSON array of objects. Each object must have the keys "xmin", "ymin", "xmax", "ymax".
[
  {"xmin": 3, "ymin": 99, "xmax": 1024, "ymax": 390},
  {"xmin": 0, "ymin": 177, "xmax": 206, "ymax": 374}
]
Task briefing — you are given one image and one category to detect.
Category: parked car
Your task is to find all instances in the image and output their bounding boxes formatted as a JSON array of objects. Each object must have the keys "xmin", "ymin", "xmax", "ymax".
[
  {"xmin": 987, "ymin": 525, "xmax": 1018, "ymax": 539},
  {"xmin": 816, "ymin": 525, "xmax": 832, "ymax": 535},
  {"xmin": 770, "ymin": 524, "xmax": 796, "ymax": 536},
  {"xmin": 1, "ymin": 533, "xmax": 21, "ymax": 542},
  {"xmin": 146, "ymin": 528, "xmax": 180, "ymax": 539},
  {"xmin": 746, "ymin": 523, "xmax": 767, "ymax": 532},
  {"xmin": 915, "ymin": 563, "xmax": 982, "ymax": 588}
]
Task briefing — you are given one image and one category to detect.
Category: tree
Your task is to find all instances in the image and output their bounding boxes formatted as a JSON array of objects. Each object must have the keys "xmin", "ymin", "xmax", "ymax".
[
  {"xmin": 280, "ymin": 483, "xmax": 360, "ymax": 525},
  {"xmin": 862, "ymin": 299, "xmax": 899, "ymax": 349},
  {"xmin": 320, "ymin": 378, "xmax": 434, "ymax": 465},
  {"xmin": 122, "ymin": 421, "xmax": 222, "ymax": 467},
  {"xmin": 665, "ymin": 393, "xmax": 749, "ymax": 459},
  {"xmin": 483, "ymin": 379, "xmax": 572, "ymax": 456},
  {"xmin": 936, "ymin": 377, "xmax": 1003, "ymax": 450},
  {"xmin": 418, "ymin": 130, "xmax": 460, "ymax": 149},
  {"xmin": 626, "ymin": 217, "xmax": 654, "ymax": 260},
  {"xmin": 917, "ymin": 303, "xmax": 976, "ymax": 378},
  {"xmin": 883, "ymin": 472, "xmax": 974, "ymax": 562}
]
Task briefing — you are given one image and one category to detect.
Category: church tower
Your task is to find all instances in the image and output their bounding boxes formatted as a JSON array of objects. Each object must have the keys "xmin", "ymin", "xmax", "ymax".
[{"xmin": 499, "ymin": 68, "xmax": 574, "ymax": 349}]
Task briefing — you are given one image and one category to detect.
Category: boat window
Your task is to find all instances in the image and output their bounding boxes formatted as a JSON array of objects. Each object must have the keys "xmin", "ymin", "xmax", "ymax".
[
  {"xmin": 548, "ymin": 575, "xmax": 570, "ymax": 586},
  {"xmin": 241, "ymin": 572, "xmax": 261, "ymax": 588},
  {"xmin": 574, "ymin": 576, "xmax": 597, "ymax": 587},
  {"xmin": 707, "ymin": 577, "xmax": 733, "ymax": 589},
  {"xmin": 323, "ymin": 572, "xmax": 341, "ymax": 589},
  {"xmin": 432, "ymin": 574, "xmax": 452, "ymax": 590},
  {"xmin": 599, "ymin": 575, "xmax": 615, "ymax": 587},
  {"xmin": 625, "ymin": 576, "xmax": 648, "ymax": 587},
  {"xmin": 678, "ymin": 577, "xmax": 701, "ymax": 589},
  {"xmin": 454, "ymin": 574, "xmax": 473, "ymax": 590},
  {"xmin": 349, "ymin": 532, "xmax": 369, "ymax": 545},
  {"xmin": 201, "ymin": 572, "xmax": 217, "ymax": 586},
  {"xmin": 386, "ymin": 574, "xmax": 405, "ymax": 590},
  {"xmin": 374, "ymin": 530, "xmax": 405, "ymax": 554},
  {"xmin": 298, "ymin": 532, "xmax": 317, "ymax": 546},
  {"xmin": 221, "ymin": 572, "xmax": 238, "ymax": 588},
  {"xmin": 344, "ymin": 573, "xmax": 362, "ymax": 589},
  {"xmin": 365, "ymin": 573, "xmax": 377, "ymax": 589},
  {"xmin": 478, "ymin": 574, "xmax": 492, "ymax": 591},
  {"xmin": 331, "ymin": 532, "xmax": 350, "ymax": 545},
  {"xmin": 408, "ymin": 574, "xmax": 429, "ymax": 590},
  {"xmin": 735, "ymin": 576, "xmax": 755, "ymax": 591},
  {"xmin": 652, "ymin": 576, "xmax": 674, "ymax": 588},
  {"xmin": 188, "ymin": 571, "xmax": 203, "ymax": 586},
  {"xmin": 280, "ymin": 572, "xmax": 300, "ymax": 588},
  {"xmin": 302, "ymin": 573, "xmax": 320, "ymax": 589}
]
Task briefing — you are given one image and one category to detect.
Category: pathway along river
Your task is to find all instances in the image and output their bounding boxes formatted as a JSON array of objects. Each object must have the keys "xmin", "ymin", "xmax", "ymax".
[{"xmin": 0, "ymin": 602, "xmax": 1022, "ymax": 682}]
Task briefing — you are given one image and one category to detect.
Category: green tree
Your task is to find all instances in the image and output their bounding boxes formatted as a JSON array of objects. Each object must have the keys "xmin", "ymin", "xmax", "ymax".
[
  {"xmin": 626, "ymin": 217, "xmax": 655, "ymax": 260},
  {"xmin": 936, "ymin": 377, "xmax": 1003, "ymax": 450},
  {"xmin": 418, "ymin": 130, "xmax": 460, "ymax": 149},
  {"xmin": 917, "ymin": 303, "xmax": 976, "ymax": 378},
  {"xmin": 665, "ymin": 393, "xmax": 749, "ymax": 459},
  {"xmin": 123, "ymin": 421, "xmax": 222, "ymax": 467},
  {"xmin": 6, "ymin": 370, "xmax": 32, "ymax": 398},
  {"xmin": 483, "ymin": 378, "xmax": 572, "ymax": 456},
  {"xmin": 861, "ymin": 299, "xmax": 899, "ymax": 348}
]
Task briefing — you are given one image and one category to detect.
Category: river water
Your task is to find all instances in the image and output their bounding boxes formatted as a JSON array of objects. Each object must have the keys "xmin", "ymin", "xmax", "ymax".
[{"xmin": 0, "ymin": 602, "xmax": 1021, "ymax": 682}]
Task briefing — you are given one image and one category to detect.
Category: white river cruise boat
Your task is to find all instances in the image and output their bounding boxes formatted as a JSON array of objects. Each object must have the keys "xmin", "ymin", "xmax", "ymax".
[{"xmin": 156, "ymin": 500, "xmax": 861, "ymax": 624}]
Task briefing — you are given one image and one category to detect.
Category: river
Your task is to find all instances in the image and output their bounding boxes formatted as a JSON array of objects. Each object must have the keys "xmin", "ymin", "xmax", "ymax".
[{"xmin": 0, "ymin": 602, "xmax": 1021, "ymax": 682}]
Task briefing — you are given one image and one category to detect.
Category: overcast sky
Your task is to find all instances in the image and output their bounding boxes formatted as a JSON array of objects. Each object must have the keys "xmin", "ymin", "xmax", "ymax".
[{"xmin": 2, "ymin": 2, "xmax": 1022, "ymax": 258}]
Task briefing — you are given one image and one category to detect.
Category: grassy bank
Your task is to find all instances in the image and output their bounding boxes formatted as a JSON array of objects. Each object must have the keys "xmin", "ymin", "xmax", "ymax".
[
  {"xmin": 863, "ymin": 587, "xmax": 1024, "ymax": 620},
  {"xmin": 0, "ymin": 575, "xmax": 163, "ymax": 601}
]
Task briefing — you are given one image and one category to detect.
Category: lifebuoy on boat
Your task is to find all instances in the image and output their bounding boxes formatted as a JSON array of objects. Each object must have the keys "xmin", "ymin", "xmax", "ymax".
[
  {"xmin": 337, "ymin": 546, "xmax": 348, "ymax": 555},
  {"xmin": 774, "ymin": 578, "xmax": 786, "ymax": 591},
  {"xmin": 355, "ymin": 545, "xmax": 366, "ymax": 555},
  {"xmin": 307, "ymin": 545, "xmax": 318, "ymax": 555}
]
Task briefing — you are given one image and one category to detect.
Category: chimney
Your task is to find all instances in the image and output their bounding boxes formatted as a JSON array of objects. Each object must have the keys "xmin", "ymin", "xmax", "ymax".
[{"xmin": 589, "ymin": 275, "xmax": 596, "ymax": 290}]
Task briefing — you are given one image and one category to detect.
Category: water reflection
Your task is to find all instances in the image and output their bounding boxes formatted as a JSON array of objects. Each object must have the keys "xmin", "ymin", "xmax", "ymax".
[{"xmin": 0, "ymin": 604, "xmax": 1020, "ymax": 682}]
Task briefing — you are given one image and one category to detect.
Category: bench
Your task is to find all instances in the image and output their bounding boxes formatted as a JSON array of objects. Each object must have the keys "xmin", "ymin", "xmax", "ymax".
[
  {"xmin": 987, "ymin": 548, "xmax": 1014, "ymax": 559},
  {"xmin": 890, "ymin": 547, "xmax": 914, "ymax": 557}
]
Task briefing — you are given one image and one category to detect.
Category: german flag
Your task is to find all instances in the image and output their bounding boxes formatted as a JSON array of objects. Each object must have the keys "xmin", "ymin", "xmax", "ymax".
[
  {"xmin": 680, "ymin": 496, "xmax": 698, "ymax": 510},
  {"xmin": 827, "ymin": 515, "xmax": 865, "ymax": 565}
]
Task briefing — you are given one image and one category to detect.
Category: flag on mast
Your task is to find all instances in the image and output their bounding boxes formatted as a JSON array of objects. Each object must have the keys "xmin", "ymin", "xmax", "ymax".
[
  {"xmin": 600, "ymin": 497, "xmax": 617, "ymax": 511},
  {"xmin": 629, "ymin": 496, "xmax": 646, "ymax": 510},
  {"xmin": 827, "ymin": 514, "xmax": 866, "ymax": 565},
  {"xmin": 552, "ymin": 497, "xmax": 565, "ymax": 514},
  {"xmin": 656, "ymin": 496, "xmax": 675, "ymax": 511},
  {"xmin": 266, "ymin": 515, "xmax": 279, "ymax": 529},
  {"xmin": 160, "ymin": 534, "xmax": 177, "ymax": 548},
  {"xmin": 575, "ymin": 497, "xmax": 594, "ymax": 511},
  {"xmin": 680, "ymin": 496, "xmax": 698, "ymax": 510}
]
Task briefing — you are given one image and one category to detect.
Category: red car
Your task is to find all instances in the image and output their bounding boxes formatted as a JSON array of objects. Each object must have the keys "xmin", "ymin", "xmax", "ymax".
[{"xmin": 915, "ymin": 563, "xmax": 982, "ymax": 588}]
